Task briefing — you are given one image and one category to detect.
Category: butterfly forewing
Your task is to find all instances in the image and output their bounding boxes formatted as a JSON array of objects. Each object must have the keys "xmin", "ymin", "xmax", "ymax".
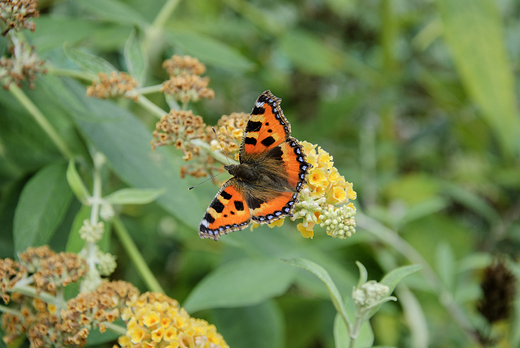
[{"xmin": 240, "ymin": 91, "xmax": 291, "ymax": 159}]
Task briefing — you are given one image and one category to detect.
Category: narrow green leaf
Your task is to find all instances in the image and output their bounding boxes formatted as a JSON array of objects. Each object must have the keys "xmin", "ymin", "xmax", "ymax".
[
  {"xmin": 124, "ymin": 29, "xmax": 147, "ymax": 85},
  {"xmin": 334, "ymin": 313, "xmax": 374, "ymax": 348},
  {"xmin": 183, "ymin": 258, "xmax": 295, "ymax": 313},
  {"xmin": 78, "ymin": 0, "xmax": 149, "ymax": 28},
  {"xmin": 104, "ymin": 188, "xmax": 165, "ymax": 205},
  {"xmin": 356, "ymin": 261, "xmax": 368, "ymax": 289},
  {"xmin": 380, "ymin": 264, "xmax": 423, "ymax": 294},
  {"xmin": 435, "ymin": 242, "xmax": 455, "ymax": 291},
  {"xmin": 14, "ymin": 163, "xmax": 73, "ymax": 253},
  {"xmin": 436, "ymin": 0, "xmax": 520, "ymax": 156},
  {"xmin": 166, "ymin": 30, "xmax": 255, "ymax": 72},
  {"xmin": 64, "ymin": 43, "xmax": 117, "ymax": 77},
  {"xmin": 279, "ymin": 30, "xmax": 342, "ymax": 76},
  {"xmin": 281, "ymin": 258, "xmax": 350, "ymax": 326},
  {"xmin": 66, "ymin": 160, "xmax": 90, "ymax": 204},
  {"xmin": 213, "ymin": 301, "xmax": 284, "ymax": 348}
]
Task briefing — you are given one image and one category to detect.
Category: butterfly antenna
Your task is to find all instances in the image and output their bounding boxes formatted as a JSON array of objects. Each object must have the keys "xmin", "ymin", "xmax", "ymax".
[
  {"xmin": 212, "ymin": 127, "xmax": 232, "ymax": 166},
  {"xmin": 188, "ymin": 171, "xmax": 225, "ymax": 190}
]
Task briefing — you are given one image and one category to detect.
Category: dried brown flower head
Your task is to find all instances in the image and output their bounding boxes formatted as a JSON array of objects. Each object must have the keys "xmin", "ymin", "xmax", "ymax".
[
  {"xmin": 0, "ymin": 258, "xmax": 27, "ymax": 304},
  {"xmin": 152, "ymin": 109, "xmax": 225, "ymax": 180},
  {"xmin": 32, "ymin": 252, "xmax": 88, "ymax": 294},
  {"xmin": 477, "ymin": 259, "xmax": 516, "ymax": 324},
  {"xmin": 0, "ymin": 43, "xmax": 46, "ymax": 89},
  {"xmin": 86, "ymin": 71, "xmax": 138, "ymax": 100},
  {"xmin": 163, "ymin": 55, "xmax": 206, "ymax": 76},
  {"xmin": 18, "ymin": 245, "xmax": 56, "ymax": 273},
  {"xmin": 0, "ymin": 0, "xmax": 39, "ymax": 35},
  {"xmin": 161, "ymin": 75, "xmax": 214, "ymax": 104}
]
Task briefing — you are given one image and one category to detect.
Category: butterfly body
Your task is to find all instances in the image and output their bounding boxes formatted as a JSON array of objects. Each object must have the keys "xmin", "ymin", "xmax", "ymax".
[{"xmin": 199, "ymin": 91, "xmax": 311, "ymax": 240}]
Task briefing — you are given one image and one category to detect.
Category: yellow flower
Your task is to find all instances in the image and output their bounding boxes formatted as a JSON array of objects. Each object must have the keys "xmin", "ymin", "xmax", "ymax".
[
  {"xmin": 118, "ymin": 292, "xmax": 228, "ymax": 348},
  {"xmin": 268, "ymin": 219, "xmax": 285, "ymax": 228},
  {"xmin": 297, "ymin": 223, "xmax": 315, "ymax": 238}
]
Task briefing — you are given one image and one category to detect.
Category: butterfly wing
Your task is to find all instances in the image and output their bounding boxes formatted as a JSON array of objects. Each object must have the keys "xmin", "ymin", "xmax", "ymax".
[
  {"xmin": 199, "ymin": 179, "xmax": 251, "ymax": 240},
  {"xmin": 240, "ymin": 90, "xmax": 291, "ymax": 160}
]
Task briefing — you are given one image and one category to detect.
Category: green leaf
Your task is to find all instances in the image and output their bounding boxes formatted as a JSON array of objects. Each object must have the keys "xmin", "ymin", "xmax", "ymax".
[
  {"xmin": 64, "ymin": 43, "xmax": 117, "ymax": 77},
  {"xmin": 104, "ymin": 188, "xmax": 165, "ymax": 205},
  {"xmin": 166, "ymin": 30, "xmax": 255, "ymax": 72},
  {"xmin": 124, "ymin": 29, "xmax": 147, "ymax": 85},
  {"xmin": 334, "ymin": 312, "xmax": 374, "ymax": 348},
  {"xmin": 281, "ymin": 258, "xmax": 349, "ymax": 325},
  {"xmin": 183, "ymin": 258, "xmax": 295, "ymax": 313},
  {"xmin": 38, "ymin": 75, "xmax": 203, "ymax": 229},
  {"xmin": 66, "ymin": 160, "xmax": 90, "ymax": 204},
  {"xmin": 213, "ymin": 301, "xmax": 284, "ymax": 348},
  {"xmin": 436, "ymin": 0, "xmax": 520, "ymax": 156},
  {"xmin": 78, "ymin": 0, "xmax": 149, "ymax": 28},
  {"xmin": 279, "ymin": 30, "xmax": 343, "ymax": 76},
  {"xmin": 14, "ymin": 163, "xmax": 73, "ymax": 253},
  {"xmin": 380, "ymin": 264, "xmax": 423, "ymax": 294},
  {"xmin": 356, "ymin": 261, "xmax": 368, "ymax": 289},
  {"xmin": 435, "ymin": 241, "xmax": 455, "ymax": 291}
]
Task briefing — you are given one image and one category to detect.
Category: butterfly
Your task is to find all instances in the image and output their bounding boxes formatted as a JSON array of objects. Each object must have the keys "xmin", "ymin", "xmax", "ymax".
[{"xmin": 199, "ymin": 90, "xmax": 311, "ymax": 240}]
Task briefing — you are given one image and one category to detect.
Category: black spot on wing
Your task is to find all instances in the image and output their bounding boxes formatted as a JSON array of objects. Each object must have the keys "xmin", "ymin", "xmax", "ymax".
[
  {"xmin": 252, "ymin": 106, "xmax": 265, "ymax": 114},
  {"xmin": 234, "ymin": 200, "xmax": 245, "ymax": 211},
  {"xmin": 261, "ymin": 136, "xmax": 276, "ymax": 147},
  {"xmin": 210, "ymin": 199, "xmax": 225, "ymax": 213},
  {"xmin": 204, "ymin": 212, "xmax": 215, "ymax": 224},
  {"xmin": 245, "ymin": 121, "xmax": 262, "ymax": 133},
  {"xmin": 221, "ymin": 190, "xmax": 232, "ymax": 200},
  {"xmin": 245, "ymin": 137, "xmax": 257, "ymax": 146}
]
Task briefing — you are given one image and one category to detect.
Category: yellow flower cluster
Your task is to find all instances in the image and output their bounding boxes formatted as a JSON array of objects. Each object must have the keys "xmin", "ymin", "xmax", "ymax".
[
  {"xmin": 119, "ymin": 292, "xmax": 228, "ymax": 348},
  {"xmin": 291, "ymin": 141, "xmax": 357, "ymax": 239}
]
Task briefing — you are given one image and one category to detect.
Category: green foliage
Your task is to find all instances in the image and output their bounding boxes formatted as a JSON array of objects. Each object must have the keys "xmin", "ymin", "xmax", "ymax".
[{"xmin": 1, "ymin": 0, "xmax": 520, "ymax": 347}]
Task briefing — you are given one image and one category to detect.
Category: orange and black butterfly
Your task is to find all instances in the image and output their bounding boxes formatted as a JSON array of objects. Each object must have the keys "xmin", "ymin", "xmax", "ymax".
[{"xmin": 199, "ymin": 90, "xmax": 311, "ymax": 240}]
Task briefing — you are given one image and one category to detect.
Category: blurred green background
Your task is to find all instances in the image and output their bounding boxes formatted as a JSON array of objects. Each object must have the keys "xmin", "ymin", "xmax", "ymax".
[{"xmin": 1, "ymin": 0, "xmax": 520, "ymax": 347}]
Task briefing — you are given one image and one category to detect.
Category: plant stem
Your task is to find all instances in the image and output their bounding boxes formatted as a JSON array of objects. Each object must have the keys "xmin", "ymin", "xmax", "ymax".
[
  {"xmin": 0, "ymin": 304, "xmax": 22, "ymax": 316},
  {"xmin": 11, "ymin": 284, "xmax": 57, "ymax": 305},
  {"xmin": 136, "ymin": 94, "xmax": 167, "ymax": 118},
  {"xmin": 113, "ymin": 217, "xmax": 164, "ymax": 293},
  {"xmin": 103, "ymin": 321, "xmax": 127, "ymax": 335},
  {"xmin": 135, "ymin": 84, "xmax": 163, "ymax": 95},
  {"xmin": 9, "ymin": 84, "xmax": 74, "ymax": 159},
  {"xmin": 190, "ymin": 139, "xmax": 239, "ymax": 166},
  {"xmin": 151, "ymin": 0, "xmax": 181, "ymax": 30}
]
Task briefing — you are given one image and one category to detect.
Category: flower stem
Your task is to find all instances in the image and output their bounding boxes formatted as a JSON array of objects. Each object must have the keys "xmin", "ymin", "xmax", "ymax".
[
  {"xmin": 9, "ymin": 84, "xmax": 74, "ymax": 159},
  {"xmin": 112, "ymin": 216, "xmax": 164, "ymax": 293},
  {"xmin": 0, "ymin": 304, "xmax": 22, "ymax": 316},
  {"xmin": 151, "ymin": 0, "xmax": 181, "ymax": 30},
  {"xmin": 103, "ymin": 321, "xmax": 127, "ymax": 335},
  {"xmin": 136, "ymin": 94, "xmax": 167, "ymax": 118},
  {"xmin": 10, "ymin": 284, "xmax": 57, "ymax": 305},
  {"xmin": 135, "ymin": 84, "xmax": 163, "ymax": 95}
]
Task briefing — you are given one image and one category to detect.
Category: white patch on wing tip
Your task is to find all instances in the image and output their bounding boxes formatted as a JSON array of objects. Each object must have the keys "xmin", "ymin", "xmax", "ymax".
[
  {"xmin": 201, "ymin": 219, "xmax": 209, "ymax": 228},
  {"xmin": 256, "ymin": 101, "xmax": 265, "ymax": 108}
]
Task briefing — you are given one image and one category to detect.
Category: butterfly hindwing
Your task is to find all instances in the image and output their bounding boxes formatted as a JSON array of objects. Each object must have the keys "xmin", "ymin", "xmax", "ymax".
[
  {"xmin": 240, "ymin": 90, "xmax": 291, "ymax": 159},
  {"xmin": 249, "ymin": 190, "xmax": 299, "ymax": 224},
  {"xmin": 199, "ymin": 179, "xmax": 251, "ymax": 240}
]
